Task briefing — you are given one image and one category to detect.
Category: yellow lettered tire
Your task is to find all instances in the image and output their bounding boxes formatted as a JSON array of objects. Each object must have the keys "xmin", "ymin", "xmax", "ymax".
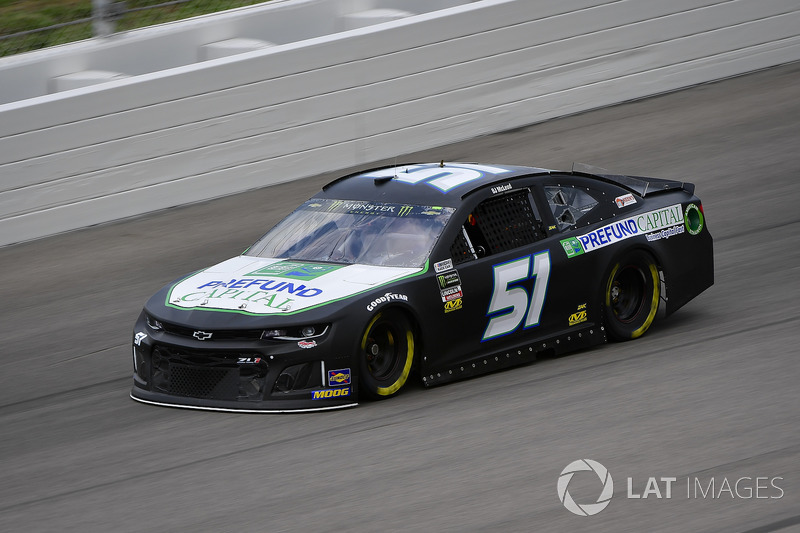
[
  {"xmin": 358, "ymin": 309, "xmax": 415, "ymax": 400},
  {"xmin": 603, "ymin": 250, "xmax": 660, "ymax": 341}
]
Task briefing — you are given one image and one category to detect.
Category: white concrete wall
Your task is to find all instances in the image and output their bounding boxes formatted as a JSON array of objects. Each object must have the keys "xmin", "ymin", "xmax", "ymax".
[
  {"xmin": 1, "ymin": 0, "xmax": 799, "ymax": 246},
  {"xmin": 0, "ymin": 0, "xmax": 468, "ymax": 104}
]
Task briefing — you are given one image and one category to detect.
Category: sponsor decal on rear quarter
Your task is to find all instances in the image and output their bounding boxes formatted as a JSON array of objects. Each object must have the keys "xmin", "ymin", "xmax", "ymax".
[
  {"xmin": 614, "ymin": 193, "xmax": 637, "ymax": 208},
  {"xmin": 645, "ymin": 225, "xmax": 685, "ymax": 242},
  {"xmin": 560, "ymin": 237, "xmax": 585, "ymax": 258},
  {"xmin": 563, "ymin": 204, "xmax": 684, "ymax": 257},
  {"xmin": 684, "ymin": 203, "xmax": 705, "ymax": 235}
]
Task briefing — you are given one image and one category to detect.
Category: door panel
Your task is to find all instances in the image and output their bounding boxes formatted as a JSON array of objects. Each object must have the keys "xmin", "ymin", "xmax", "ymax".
[{"xmin": 426, "ymin": 185, "xmax": 598, "ymax": 371}]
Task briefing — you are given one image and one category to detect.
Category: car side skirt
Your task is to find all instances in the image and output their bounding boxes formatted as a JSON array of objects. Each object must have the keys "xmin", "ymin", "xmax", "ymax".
[{"xmin": 421, "ymin": 323, "xmax": 606, "ymax": 387}]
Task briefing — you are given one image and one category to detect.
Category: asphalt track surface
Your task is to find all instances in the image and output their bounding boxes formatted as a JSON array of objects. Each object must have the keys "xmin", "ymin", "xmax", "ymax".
[{"xmin": 1, "ymin": 62, "xmax": 799, "ymax": 533}]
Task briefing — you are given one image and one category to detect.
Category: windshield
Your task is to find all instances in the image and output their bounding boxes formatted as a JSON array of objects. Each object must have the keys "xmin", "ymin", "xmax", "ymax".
[{"xmin": 246, "ymin": 199, "xmax": 455, "ymax": 267}]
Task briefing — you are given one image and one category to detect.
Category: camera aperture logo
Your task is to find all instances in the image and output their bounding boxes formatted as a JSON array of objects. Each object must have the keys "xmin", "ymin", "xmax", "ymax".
[
  {"xmin": 557, "ymin": 459, "xmax": 785, "ymax": 517},
  {"xmin": 557, "ymin": 459, "xmax": 614, "ymax": 516}
]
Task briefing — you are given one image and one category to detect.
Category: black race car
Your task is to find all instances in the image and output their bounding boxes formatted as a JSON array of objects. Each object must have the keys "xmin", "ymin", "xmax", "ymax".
[{"xmin": 131, "ymin": 162, "xmax": 713, "ymax": 412}]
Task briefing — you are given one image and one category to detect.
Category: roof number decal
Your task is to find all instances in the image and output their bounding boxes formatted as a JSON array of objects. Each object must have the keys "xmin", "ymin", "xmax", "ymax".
[{"xmin": 362, "ymin": 164, "xmax": 512, "ymax": 193}]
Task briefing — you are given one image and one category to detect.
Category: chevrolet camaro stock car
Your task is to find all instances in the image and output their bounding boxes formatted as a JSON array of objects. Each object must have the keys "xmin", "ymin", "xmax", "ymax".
[{"xmin": 131, "ymin": 162, "xmax": 713, "ymax": 412}]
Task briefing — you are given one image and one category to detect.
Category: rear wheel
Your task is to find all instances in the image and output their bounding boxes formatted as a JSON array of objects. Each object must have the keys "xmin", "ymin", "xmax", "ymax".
[
  {"xmin": 603, "ymin": 250, "xmax": 660, "ymax": 340},
  {"xmin": 358, "ymin": 309, "xmax": 415, "ymax": 400}
]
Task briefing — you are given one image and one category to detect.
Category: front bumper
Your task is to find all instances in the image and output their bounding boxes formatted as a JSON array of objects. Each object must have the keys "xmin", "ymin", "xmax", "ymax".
[{"xmin": 129, "ymin": 316, "xmax": 357, "ymax": 413}]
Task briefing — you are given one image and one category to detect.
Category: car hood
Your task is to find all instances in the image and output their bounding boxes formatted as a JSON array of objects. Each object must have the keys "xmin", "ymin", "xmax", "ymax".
[{"xmin": 163, "ymin": 256, "xmax": 423, "ymax": 316}]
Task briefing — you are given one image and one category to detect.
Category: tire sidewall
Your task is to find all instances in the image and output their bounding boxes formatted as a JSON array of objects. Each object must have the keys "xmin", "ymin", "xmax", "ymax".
[
  {"xmin": 358, "ymin": 308, "xmax": 415, "ymax": 400},
  {"xmin": 603, "ymin": 249, "xmax": 660, "ymax": 341}
]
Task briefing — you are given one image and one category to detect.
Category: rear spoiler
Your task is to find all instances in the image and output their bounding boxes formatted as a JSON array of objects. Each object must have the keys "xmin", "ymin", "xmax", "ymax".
[{"xmin": 571, "ymin": 163, "xmax": 695, "ymax": 196}]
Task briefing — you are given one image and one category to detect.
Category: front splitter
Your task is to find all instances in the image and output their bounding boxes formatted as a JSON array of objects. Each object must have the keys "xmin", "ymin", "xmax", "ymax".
[{"xmin": 130, "ymin": 391, "xmax": 357, "ymax": 414}]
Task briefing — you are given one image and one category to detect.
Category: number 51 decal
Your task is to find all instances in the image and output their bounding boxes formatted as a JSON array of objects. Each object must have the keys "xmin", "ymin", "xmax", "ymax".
[{"xmin": 482, "ymin": 251, "xmax": 551, "ymax": 341}]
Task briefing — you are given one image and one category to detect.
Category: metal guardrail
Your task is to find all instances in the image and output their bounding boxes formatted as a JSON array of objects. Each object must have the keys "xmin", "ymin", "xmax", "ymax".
[{"xmin": 0, "ymin": 0, "xmax": 269, "ymax": 57}]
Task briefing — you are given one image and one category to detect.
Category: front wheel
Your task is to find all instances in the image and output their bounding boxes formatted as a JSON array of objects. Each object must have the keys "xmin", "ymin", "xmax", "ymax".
[
  {"xmin": 358, "ymin": 309, "xmax": 416, "ymax": 400},
  {"xmin": 603, "ymin": 250, "xmax": 660, "ymax": 341}
]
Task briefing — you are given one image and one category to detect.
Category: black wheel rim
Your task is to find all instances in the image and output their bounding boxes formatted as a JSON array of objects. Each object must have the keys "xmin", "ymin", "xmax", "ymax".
[
  {"xmin": 364, "ymin": 321, "xmax": 400, "ymax": 380},
  {"xmin": 610, "ymin": 265, "xmax": 646, "ymax": 323}
]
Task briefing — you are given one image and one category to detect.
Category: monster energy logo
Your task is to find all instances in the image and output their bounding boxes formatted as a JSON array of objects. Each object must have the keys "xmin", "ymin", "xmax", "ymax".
[
  {"xmin": 437, "ymin": 270, "xmax": 460, "ymax": 289},
  {"xmin": 398, "ymin": 205, "xmax": 413, "ymax": 216}
]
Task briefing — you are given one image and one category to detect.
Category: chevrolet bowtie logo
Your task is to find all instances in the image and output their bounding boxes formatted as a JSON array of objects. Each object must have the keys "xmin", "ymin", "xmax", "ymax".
[{"xmin": 193, "ymin": 331, "xmax": 213, "ymax": 340}]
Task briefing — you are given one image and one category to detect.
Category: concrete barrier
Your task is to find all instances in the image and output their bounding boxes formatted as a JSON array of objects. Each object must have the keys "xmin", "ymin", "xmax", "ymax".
[{"xmin": 1, "ymin": 0, "xmax": 798, "ymax": 246}]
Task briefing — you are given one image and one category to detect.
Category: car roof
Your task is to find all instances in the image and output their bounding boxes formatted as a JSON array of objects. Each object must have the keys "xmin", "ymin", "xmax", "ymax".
[
  {"xmin": 318, "ymin": 162, "xmax": 553, "ymax": 207},
  {"xmin": 317, "ymin": 162, "xmax": 691, "ymax": 206}
]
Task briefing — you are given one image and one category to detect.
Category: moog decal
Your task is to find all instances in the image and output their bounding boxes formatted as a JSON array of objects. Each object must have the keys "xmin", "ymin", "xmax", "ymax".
[{"xmin": 311, "ymin": 388, "xmax": 352, "ymax": 400}]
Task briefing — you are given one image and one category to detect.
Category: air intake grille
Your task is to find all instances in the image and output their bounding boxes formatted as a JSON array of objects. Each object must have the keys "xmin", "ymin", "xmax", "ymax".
[
  {"xmin": 151, "ymin": 346, "xmax": 268, "ymax": 401},
  {"xmin": 169, "ymin": 364, "xmax": 239, "ymax": 399}
]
